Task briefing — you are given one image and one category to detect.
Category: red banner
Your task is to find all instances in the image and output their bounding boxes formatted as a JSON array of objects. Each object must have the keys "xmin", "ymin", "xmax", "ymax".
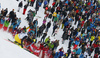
[{"xmin": 29, "ymin": 44, "xmax": 41, "ymax": 56}]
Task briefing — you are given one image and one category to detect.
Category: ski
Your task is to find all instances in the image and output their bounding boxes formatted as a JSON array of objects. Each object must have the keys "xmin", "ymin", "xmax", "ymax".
[{"xmin": 7, "ymin": 39, "xmax": 23, "ymax": 48}]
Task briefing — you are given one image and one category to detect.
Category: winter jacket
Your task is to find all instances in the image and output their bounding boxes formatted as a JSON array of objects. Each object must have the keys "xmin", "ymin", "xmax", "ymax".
[
  {"xmin": 94, "ymin": 54, "xmax": 98, "ymax": 58},
  {"xmin": 52, "ymin": 12, "xmax": 57, "ymax": 17},
  {"xmin": 17, "ymin": 19, "xmax": 21, "ymax": 26},
  {"xmin": 44, "ymin": 0, "xmax": 48, "ymax": 5},
  {"xmin": 67, "ymin": 49, "xmax": 71, "ymax": 54},
  {"xmin": 91, "ymin": 36, "xmax": 95, "ymax": 41},
  {"xmin": 64, "ymin": 21, "xmax": 69, "ymax": 27},
  {"xmin": 53, "ymin": 25, "xmax": 58, "ymax": 30},
  {"xmin": 54, "ymin": 52, "xmax": 60, "ymax": 58},
  {"xmin": 4, "ymin": 9, "xmax": 8, "ymax": 16},
  {"xmin": 45, "ymin": 37, "xmax": 50, "ymax": 43},
  {"xmin": 32, "ymin": 12, "xmax": 36, "ymax": 17},
  {"xmin": 82, "ymin": 33, "xmax": 87, "ymax": 37},
  {"xmin": 54, "ymin": 17, "xmax": 57, "ymax": 22},
  {"xmin": 62, "ymin": 32, "xmax": 68, "ymax": 40},
  {"xmin": 59, "ymin": 51, "xmax": 63, "ymax": 57},
  {"xmin": 4, "ymin": 20, "xmax": 10, "ymax": 27},
  {"xmin": 79, "ymin": 54, "xmax": 84, "ymax": 58},
  {"xmin": 0, "ymin": 19, "xmax": 5, "ymax": 24},
  {"xmin": 47, "ymin": 22, "xmax": 51, "ymax": 28},
  {"xmin": 95, "ymin": 47, "xmax": 99, "ymax": 54},
  {"xmin": 33, "ymin": 20, "xmax": 38, "ymax": 25},
  {"xmin": 42, "ymin": 20, "xmax": 46, "ymax": 24},
  {"xmin": 98, "ymin": 36, "xmax": 100, "ymax": 41},
  {"xmin": 38, "ymin": 2, "xmax": 42, "ymax": 6},
  {"xmin": 42, "ymin": 33, "xmax": 47, "ymax": 38},
  {"xmin": 24, "ymin": 4, "xmax": 28, "ymax": 9},
  {"xmin": 18, "ymin": 2, "xmax": 23, "ymax": 7},
  {"xmin": 48, "ymin": 14, "xmax": 52, "ymax": 18},
  {"xmin": 48, "ymin": 43, "xmax": 54, "ymax": 49},
  {"xmin": 90, "ymin": 23, "xmax": 94, "ymax": 28},
  {"xmin": 57, "ymin": 14, "xmax": 60, "ymax": 19},
  {"xmin": 51, "ymin": 7, "xmax": 55, "ymax": 13},
  {"xmin": 76, "ymin": 48, "xmax": 82, "ymax": 54},
  {"xmin": 30, "ymin": 30, "xmax": 35, "ymax": 34},
  {"xmin": 52, "ymin": 2, "xmax": 56, "ymax": 6},
  {"xmin": 11, "ymin": 23, "xmax": 17, "ymax": 30},
  {"xmin": 75, "ymin": 41, "xmax": 80, "ymax": 45},
  {"xmin": 9, "ymin": 11, "xmax": 15, "ymax": 19}
]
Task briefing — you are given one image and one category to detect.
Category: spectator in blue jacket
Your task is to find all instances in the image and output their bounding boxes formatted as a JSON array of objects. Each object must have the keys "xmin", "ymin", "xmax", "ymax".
[
  {"xmin": 54, "ymin": 52, "xmax": 60, "ymax": 58},
  {"xmin": 80, "ymin": 53, "xmax": 84, "ymax": 58},
  {"xmin": 43, "ymin": 0, "xmax": 48, "ymax": 8},
  {"xmin": 90, "ymin": 22, "xmax": 94, "ymax": 28},
  {"xmin": 0, "ymin": 17, "xmax": 5, "ymax": 24},
  {"xmin": 11, "ymin": 21, "xmax": 18, "ymax": 31},
  {"xmin": 75, "ymin": 40, "xmax": 80, "ymax": 45},
  {"xmin": 38, "ymin": 1, "xmax": 42, "ymax": 7},
  {"xmin": 64, "ymin": 21, "xmax": 69, "ymax": 27},
  {"xmin": 76, "ymin": 48, "xmax": 82, "ymax": 55},
  {"xmin": 17, "ymin": 18, "xmax": 21, "ymax": 27},
  {"xmin": 30, "ymin": 28, "xmax": 35, "ymax": 35},
  {"xmin": 59, "ymin": 51, "xmax": 63, "ymax": 58}
]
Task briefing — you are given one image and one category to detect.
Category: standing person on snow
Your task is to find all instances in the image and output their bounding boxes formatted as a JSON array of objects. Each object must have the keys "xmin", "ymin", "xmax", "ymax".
[
  {"xmin": 9, "ymin": 9, "xmax": 15, "ymax": 22},
  {"xmin": 67, "ymin": 48, "xmax": 71, "ymax": 58},
  {"xmin": 16, "ymin": 18, "xmax": 21, "ymax": 27},
  {"xmin": 41, "ymin": 32, "xmax": 47, "ymax": 43},
  {"xmin": 18, "ymin": 1, "xmax": 23, "ymax": 12},
  {"xmin": 52, "ymin": 24, "xmax": 58, "ymax": 36},
  {"xmin": 53, "ymin": 27, "xmax": 59, "ymax": 37},
  {"xmin": 45, "ymin": 21, "xmax": 51, "ymax": 32},
  {"xmin": 62, "ymin": 30, "xmax": 68, "ymax": 44},
  {"xmin": 3, "ymin": 8, "xmax": 8, "ymax": 16},
  {"xmin": 23, "ymin": 4, "xmax": 28, "ymax": 15}
]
